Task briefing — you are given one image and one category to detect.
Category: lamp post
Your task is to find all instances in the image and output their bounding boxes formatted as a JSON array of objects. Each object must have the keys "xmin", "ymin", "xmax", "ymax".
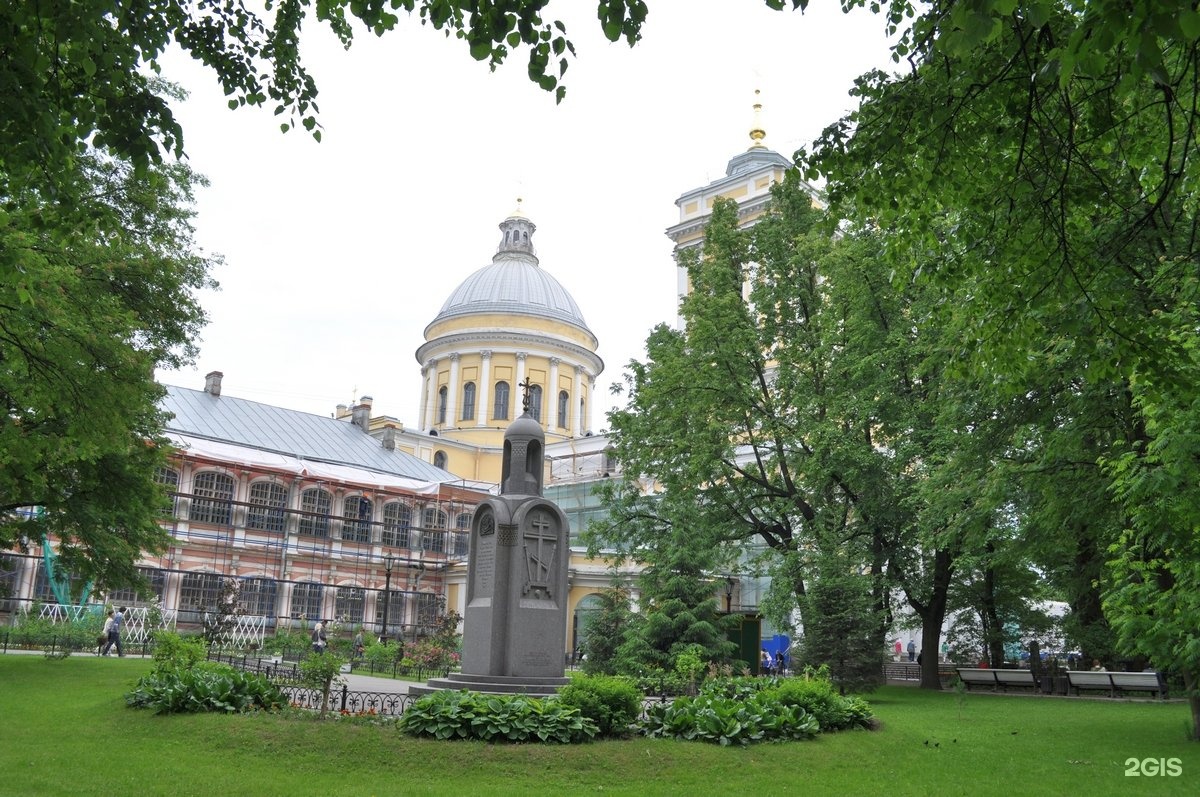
[
  {"xmin": 408, "ymin": 552, "xmax": 426, "ymax": 645},
  {"xmin": 724, "ymin": 576, "xmax": 735, "ymax": 613},
  {"xmin": 379, "ymin": 554, "xmax": 396, "ymax": 642}
]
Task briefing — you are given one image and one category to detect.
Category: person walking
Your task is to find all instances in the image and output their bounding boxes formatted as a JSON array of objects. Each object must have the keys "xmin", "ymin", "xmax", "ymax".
[
  {"xmin": 907, "ymin": 640, "xmax": 916, "ymax": 662},
  {"xmin": 102, "ymin": 606, "xmax": 125, "ymax": 656},
  {"xmin": 99, "ymin": 609, "xmax": 114, "ymax": 655},
  {"xmin": 311, "ymin": 620, "xmax": 327, "ymax": 654}
]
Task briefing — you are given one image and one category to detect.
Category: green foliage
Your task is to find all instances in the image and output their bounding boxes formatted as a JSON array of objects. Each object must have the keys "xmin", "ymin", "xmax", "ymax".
[
  {"xmin": 363, "ymin": 639, "xmax": 403, "ymax": 671},
  {"xmin": 0, "ymin": 1, "xmax": 652, "ymax": 178},
  {"xmin": 641, "ymin": 687, "xmax": 819, "ymax": 746},
  {"xmin": 298, "ymin": 653, "xmax": 348, "ymax": 717},
  {"xmin": 9, "ymin": 607, "xmax": 105, "ymax": 650},
  {"xmin": 557, "ymin": 674, "xmax": 643, "ymax": 737},
  {"xmin": 0, "ymin": 152, "xmax": 215, "ymax": 593},
  {"xmin": 125, "ymin": 662, "xmax": 285, "ymax": 714},
  {"xmin": 578, "ymin": 584, "xmax": 633, "ymax": 675},
  {"xmin": 150, "ymin": 630, "xmax": 208, "ymax": 674},
  {"xmin": 771, "ymin": 677, "xmax": 875, "ymax": 732},
  {"xmin": 397, "ymin": 690, "xmax": 597, "ymax": 743},
  {"xmin": 798, "ymin": 548, "xmax": 885, "ymax": 694}
]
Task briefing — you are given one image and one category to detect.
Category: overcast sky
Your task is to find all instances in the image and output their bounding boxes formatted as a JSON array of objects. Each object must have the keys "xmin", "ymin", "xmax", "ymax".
[{"xmin": 154, "ymin": 1, "xmax": 896, "ymax": 432}]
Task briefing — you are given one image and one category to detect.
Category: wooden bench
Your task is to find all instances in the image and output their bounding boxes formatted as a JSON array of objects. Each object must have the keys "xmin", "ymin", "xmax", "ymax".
[
  {"xmin": 993, "ymin": 668, "xmax": 1040, "ymax": 692},
  {"xmin": 955, "ymin": 668, "xmax": 998, "ymax": 691},
  {"xmin": 1066, "ymin": 670, "xmax": 1168, "ymax": 699}
]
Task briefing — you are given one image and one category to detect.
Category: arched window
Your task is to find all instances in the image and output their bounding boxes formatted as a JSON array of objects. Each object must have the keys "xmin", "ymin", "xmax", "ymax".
[
  {"xmin": 433, "ymin": 450, "xmax": 448, "ymax": 470},
  {"xmin": 423, "ymin": 507, "xmax": 447, "ymax": 553},
  {"xmin": 453, "ymin": 512, "xmax": 472, "ymax": 557},
  {"xmin": 107, "ymin": 567, "xmax": 167, "ymax": 607},
  {"xmin": 238, "ymin": 577, "xmax": 278, "ymax": 619},
  {"xmin": 461, "ymin": 382, "xmax": 476, "ymax": 421},
  {"xmin": 437, "ymin": 386, "xmax": 448, "ymax": 424},
  {"xmin": 335, "ymin": 586, "xmax": 365, "ymax": 624},
  {"xmin": 247, "ymin": 481, "xmax": 288, "ymax": 532},
  {"xmin": 493, "ymin": 381, "xmax": 510, "ymax": 420},
  {"xmin": 155, "ymin": 467, "xmax": 180, "ymax": 517},
  {"xmin": 178, "ymin": 572, "xmax": 223, "ymax": 622},
  {"xmin": 191, "ymin": 471, "xmax": 234, "ymax": 526},
  {"xmin": 557, "ymin": 390, "xmax": 569, "ymax": 428},
  {"xmin": 528, "ymin": 384, "xmax": 543, "ymax": 422},
  {"xmin": 382, "ymin": 502, "xmax": 411, "ymax": 547},
  {"xmin": 289, "ymin": 582, "xmax": 323, "ymax": 622},
  {"xmin": 298, "ymin": 488, "xmax": 332, "ymax": 537},
  {"xmin": 342, "ymin": 495, "xmax": 372, "ymax": 543}
]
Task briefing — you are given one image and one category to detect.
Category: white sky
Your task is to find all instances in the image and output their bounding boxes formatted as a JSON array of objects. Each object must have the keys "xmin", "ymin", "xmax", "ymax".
[{"xmin": 154, "ymin": 0, "xmax": 896, "ymax": 431}]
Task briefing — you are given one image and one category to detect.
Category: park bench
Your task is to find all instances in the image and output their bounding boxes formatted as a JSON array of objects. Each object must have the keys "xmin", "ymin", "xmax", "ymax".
[
  {"xmin": 1066, "ymin": 670, "xmax": 1168, "ymax": 699},
  {"xmin": 992, "ymin": 668, "xmax": 1040, "ymax": 692},
  {"xmin": 955, "ymin": 668, "xmax": 998, "ymax": 691}
]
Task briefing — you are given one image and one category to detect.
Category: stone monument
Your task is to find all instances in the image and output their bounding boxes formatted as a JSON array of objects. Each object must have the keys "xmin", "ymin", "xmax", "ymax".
[{"xmin": 413, "ymin": 382, "xmax": 570, "ymax": 696}]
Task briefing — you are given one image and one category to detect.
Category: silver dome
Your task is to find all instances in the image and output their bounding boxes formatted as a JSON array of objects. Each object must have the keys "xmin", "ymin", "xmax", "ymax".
[{"xmin": 427, "ymin": 214, "xmax": 593, "ymax": 334}]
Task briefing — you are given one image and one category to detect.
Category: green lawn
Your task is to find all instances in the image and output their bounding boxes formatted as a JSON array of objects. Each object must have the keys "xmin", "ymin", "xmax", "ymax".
[{"xmin": 2, "ymin": 655, "xmax": 1197, "ymax": 796}]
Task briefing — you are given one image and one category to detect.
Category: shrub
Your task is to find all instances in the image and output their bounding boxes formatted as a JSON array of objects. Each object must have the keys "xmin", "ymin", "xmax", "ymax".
[
  {"xmin": 557, "ymin": 674, "xmax": 643, "ymax": 737},
  {"xmin": 364, "ymin": 639, "xmax": 402, "ymax": 671},
  {"xmin": 150, "ymin": 631, "xmax": 207, "ymax": 673},
  {"xmin": 298, "ymin": 652, "xmax": 348, "ymax": 717},
  {"xmin": 771, "ymin": 676, "xmax": 875, "ymax": 732},
  {"xmin": 641, "ymin": 689, "xmax": 818, "ymax": 746},
  {"xmin": 397, "ymin": 690, "xmax": 597, "ymax": 744},
  {"xmin": 125, "ymin": 663, "xmax": 285, "ymax": 714}
]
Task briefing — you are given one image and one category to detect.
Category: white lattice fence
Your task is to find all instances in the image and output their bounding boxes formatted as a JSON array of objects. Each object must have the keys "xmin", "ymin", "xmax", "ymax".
[
  {"xmin": 122, "ymin": 606, "xmax": 177, "ymax": 645},
  {"xmin": 34, "ymin": 603, "xmax": 177, "ymax": 644},
  {"xmin": 208, "ymin": 613, "xmax": 267, "ymax": 650}
]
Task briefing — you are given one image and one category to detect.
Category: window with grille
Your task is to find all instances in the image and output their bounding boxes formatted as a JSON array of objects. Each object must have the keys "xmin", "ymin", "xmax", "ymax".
[
  {"xmin": 178, "ymin": 572, "xmax": 223, "ymax": 619},
  {"xmin": 290, "ymin": 582, "xmax": 323, "ymax": 622},
  {"xmin": 298, "ymin": 488, "xmax": 331, "ymax": 537},
  {"xmin": 155, "ymin": 467, "xmax": 180, "ymax": 517},
  {"xmin": 493, "ymin": 381, "xmax": 510, "ymax": 420},
  {"xmin": 528, "ymin": 384, "xmax": 543, "ymax": 421},
  {"xmin": 454, "ymin": 512, "xmax": 472, "ymax": 557},
  {"xmin": 382, "ymin": 502, "xmax": 411, "ymax": 547},
  {"xmin": 107, "ymin": 567, "xmax": 166, "ymax": 606},
  {"xmin": 378, "ymin": 590, "xmax": 406, "ymax": 637},
  {"xmin": 415, "ymin": 592, "xmax": 441, "ymax": 631},
  {"xmin": 32, "ymin": 561, "xmax": 86, "ymax": 604},
  {"xmin": 335, "ymin": 586, "xmax": 365, "ymax": 624},
  {"xmin": 423, "ymin": 508, "xmax": 447, "ymax": 553},
  {"xmin": 191, "ymin": 471, "xmax": 234, "ymax": 525},
  {"xmin": 247, "ymin": 481, "xmax": 288, "ymax": 532},
  {"xmin": 462, "ymin": 382, "xmax": 476, "ymax": 421},
  {"xmin": 238, "ymin": 577, "xmax": 278, "ymax": 617},
  {"xmin": 557, "ymin": 390, "xmax": 569, "ymax": 428},
  {"xmin": 342, "ymin": 496, "xmax": 372, "ymax": 543},
  {"xmin": 0, "ymin": 554, "xmax": 23, "ymax": 611}
]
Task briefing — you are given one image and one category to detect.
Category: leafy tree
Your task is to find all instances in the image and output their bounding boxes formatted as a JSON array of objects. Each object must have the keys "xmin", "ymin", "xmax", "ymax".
[
  {"xmin": 0, "ymin": 0, "xmax": 649, "ymax": 180},
  {"xmin": 1, "ymin": 153, "xmax": 215, "ymax": 593},
  {"xmin": 803, "ymin": 0, "xmax": 1200, "ymax": 727}
]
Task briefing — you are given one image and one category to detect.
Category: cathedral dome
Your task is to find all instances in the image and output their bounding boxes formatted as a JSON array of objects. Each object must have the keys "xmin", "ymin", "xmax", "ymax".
[{"xmin": 425, "ymin": 211, "xmax": 593, "ymax": 336}]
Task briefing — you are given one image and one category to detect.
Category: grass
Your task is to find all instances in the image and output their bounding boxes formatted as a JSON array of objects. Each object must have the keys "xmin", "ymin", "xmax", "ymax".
[{"xmin": 2, "ymin": 655, "xmax": 1198, "ymax": 796}]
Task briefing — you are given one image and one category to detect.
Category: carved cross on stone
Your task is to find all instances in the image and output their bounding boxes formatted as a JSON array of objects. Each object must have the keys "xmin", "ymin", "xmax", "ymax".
[
  {"xmin": 518, "ymin": 377, "xmax": 533, "ymax": 413},
  {"xmin": 523, "ymin": 509, "xmax": 556, "ymax": 600}
]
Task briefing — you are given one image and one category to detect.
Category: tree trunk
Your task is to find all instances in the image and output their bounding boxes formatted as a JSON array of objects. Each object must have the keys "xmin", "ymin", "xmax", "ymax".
[
  {"xmin": 916, "ymin": 549, "xmax": 953, "ymax": 690},
  {"xmin": 1185, "ymin": 669, "xmax": 1200, "ymax": 742},
  {"xmin": 981, "ymin": 559, "xmax": 1004, "ymax": 667}
]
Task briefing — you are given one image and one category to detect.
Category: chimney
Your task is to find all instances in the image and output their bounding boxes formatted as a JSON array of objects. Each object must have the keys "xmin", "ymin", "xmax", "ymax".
[
  {"xmin": 335, "ymin": 404, "xmax": 349, "ymax": 419},
  {"xmin": 381, "ymin": 423, "xmax": 397, "ymax": 451},
  {"xmin": 351, "ymin": 395, "xmax": 373, "ymax": 432},
  {"xmin": 203, "ymin": 371, "xmax": 223, "ymax": 397}
]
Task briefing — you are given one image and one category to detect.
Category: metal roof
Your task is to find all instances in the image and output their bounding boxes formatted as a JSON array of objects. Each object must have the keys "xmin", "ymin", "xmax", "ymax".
[
  {"xmin": 429, "ymin": 252, "xmax": 592, "ymax": 332},
  {"xmin": 160, "ymin": 385, "xmax": 457, "ymax": 483}
]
